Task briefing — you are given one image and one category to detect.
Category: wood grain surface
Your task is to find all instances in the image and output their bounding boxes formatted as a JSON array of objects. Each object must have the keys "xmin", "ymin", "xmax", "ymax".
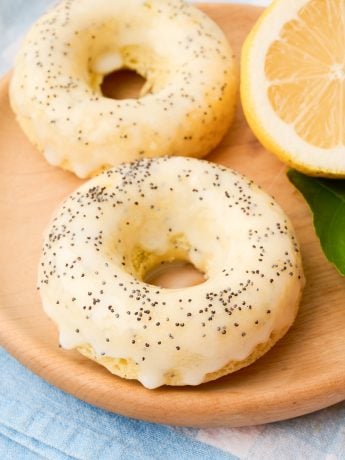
[{"xmin": 0, "ymin": 3, "xmax": 344, "ymax": 428}]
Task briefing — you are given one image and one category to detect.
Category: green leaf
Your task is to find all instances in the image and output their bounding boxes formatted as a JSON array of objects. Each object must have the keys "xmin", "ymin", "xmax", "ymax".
[{"xmin": 287, "ymin": 169, "xmax": 345, "ymax": 276}]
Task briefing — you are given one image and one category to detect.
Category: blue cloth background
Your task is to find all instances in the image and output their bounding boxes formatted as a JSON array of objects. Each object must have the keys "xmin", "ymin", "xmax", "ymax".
[
  {"xmin": 1, "ymin": 1, "xmax": 345, "ymax": 459},
  {"xmin": 0, "ymin": 349, "xmax": 233, "ymax": 460}
]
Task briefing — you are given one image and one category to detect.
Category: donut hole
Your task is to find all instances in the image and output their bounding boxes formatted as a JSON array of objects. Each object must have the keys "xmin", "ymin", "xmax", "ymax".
[
  {"xmin": 144, "ymin": 260, "xmax": 206, "ymax": 289},
  {"xmin": 121, "ymin": 230, "xmax": 208, "ymax": 288},
  {"xmin": 101, "ymin": 69, "xmax": 147, "ymax": 100}
]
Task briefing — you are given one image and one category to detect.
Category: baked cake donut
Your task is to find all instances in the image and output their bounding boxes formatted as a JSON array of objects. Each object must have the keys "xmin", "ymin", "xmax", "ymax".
[
  {"xmin": 10, "ymin": 0, "xmax": 237, "ymax": 178},
  {"xmin": 38, "ymin": 157, "xmax": 304, "ymax": 389}
]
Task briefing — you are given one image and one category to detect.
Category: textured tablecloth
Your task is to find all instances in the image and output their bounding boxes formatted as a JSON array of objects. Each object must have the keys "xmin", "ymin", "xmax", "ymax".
[{"xmin": 1, "ymin": 1, "xmax": 344, "ymax": 459}]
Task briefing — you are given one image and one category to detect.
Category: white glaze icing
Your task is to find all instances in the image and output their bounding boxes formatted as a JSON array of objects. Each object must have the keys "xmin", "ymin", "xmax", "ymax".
[
  {"xmin": 44, "ymin": 147, "xmax": 61, "ymax": 166},
  {"xmin": 38, "ymin": 157, "xmax": 304, "ymax": 388},
  {"xmin": 92, "ymin": 52, "xmax": 123, "ymax": 75}
]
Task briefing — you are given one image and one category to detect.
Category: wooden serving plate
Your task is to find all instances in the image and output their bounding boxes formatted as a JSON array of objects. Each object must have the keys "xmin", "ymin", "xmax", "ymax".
[{"xmin": 0, "ymin": 4, "xmax": 344, "ymax": 428}]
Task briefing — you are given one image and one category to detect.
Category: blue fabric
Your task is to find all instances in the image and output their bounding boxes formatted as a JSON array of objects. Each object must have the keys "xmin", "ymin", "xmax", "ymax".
[{"xmin": 0, "ymin": 348, "xmax": 234, "ymax": 460}]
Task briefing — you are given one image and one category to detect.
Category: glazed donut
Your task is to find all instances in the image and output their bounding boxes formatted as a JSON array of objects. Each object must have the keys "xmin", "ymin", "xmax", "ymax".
[
  {"xmin": 38, "ymin": 157, "xmax": 304, "ymax": 389},
  {"xmin": 10, "ymin": 0, "xmax": 237, "ymax": 178}
]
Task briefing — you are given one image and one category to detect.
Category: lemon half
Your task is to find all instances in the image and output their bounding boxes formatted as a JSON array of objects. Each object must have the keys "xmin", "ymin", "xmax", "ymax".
[{"xmin": 241, "ymin": 0, "xmax": 345, "ymax": 177}]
